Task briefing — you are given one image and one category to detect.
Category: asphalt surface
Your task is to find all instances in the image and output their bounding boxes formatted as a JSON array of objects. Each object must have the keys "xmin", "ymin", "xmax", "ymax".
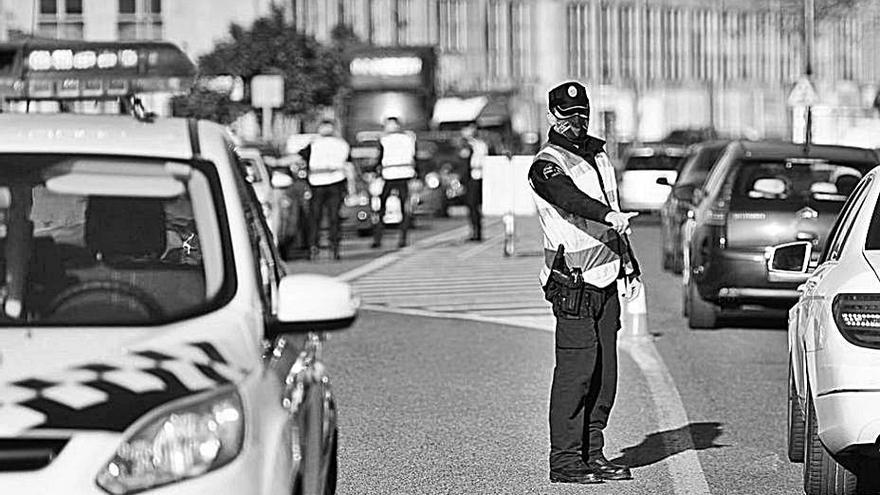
[{"xmin": 299, "ymin": 214, "xmax": 803, "ymax": 494}]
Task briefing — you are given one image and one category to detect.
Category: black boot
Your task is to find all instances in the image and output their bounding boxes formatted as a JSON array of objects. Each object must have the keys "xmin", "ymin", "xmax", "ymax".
[
  {"xmin": 549, "ymin": 463, "xmax": 604, "ymax": 485},
  {"xmin": 586, "ymin": 455, "xmax": 632, "ymax": 481}
]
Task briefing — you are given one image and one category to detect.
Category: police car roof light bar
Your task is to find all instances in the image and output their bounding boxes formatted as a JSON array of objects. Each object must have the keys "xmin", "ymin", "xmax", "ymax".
[{"xmin": 0, "ymin": 39, "xmax": 196, "ymax": 103}]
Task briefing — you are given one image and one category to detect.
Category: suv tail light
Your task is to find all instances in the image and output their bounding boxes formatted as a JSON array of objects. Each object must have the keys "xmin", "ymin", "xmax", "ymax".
[{"xmin": 833, "ymin": 294, "xmax": 880, "ymax": 348}]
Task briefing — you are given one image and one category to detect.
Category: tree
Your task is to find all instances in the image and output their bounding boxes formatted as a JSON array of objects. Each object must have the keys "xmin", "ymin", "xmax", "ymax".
[{"xmin": 172, "ymin": 7, "xmax": 348, "ymax": 122}]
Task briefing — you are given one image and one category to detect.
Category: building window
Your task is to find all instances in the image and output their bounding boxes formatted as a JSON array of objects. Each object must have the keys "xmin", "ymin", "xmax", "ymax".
[
  {"xmin": 566, "ymin": 2, "xmax": 588, "ymax": 79},
  {"xmin": 437, "ymin": 0, "xmax": 466, "ymax": 52},
  {"xmin": 38, "ymin": 0, "xmax": 84, "ymax": 39},
  {"xmin": 118, "ymin": 0, "xmax": 163, "ymax": 40}
]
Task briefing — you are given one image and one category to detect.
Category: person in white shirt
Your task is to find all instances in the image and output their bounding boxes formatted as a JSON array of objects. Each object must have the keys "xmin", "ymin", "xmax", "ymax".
[
  {"xmin": 373, "ymin": 116, "xmax": 417, "ymax": 249},
  {"xmin": 459, "ymin": 123, "xmax": 488, "ymax": 241},
  {"xmin": 299, "ymin": 119, "xmax": 355, "ymax": 260}
]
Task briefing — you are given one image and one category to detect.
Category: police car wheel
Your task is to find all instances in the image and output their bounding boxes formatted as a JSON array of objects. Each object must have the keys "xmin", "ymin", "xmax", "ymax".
[
  {"xmin": 788, "ymin": 363, "xmax": 806, "ymax": 463},
  {"xmin": 687, "ymin": 280, "xmax": 717, "ymax": 329},
  {"xmin": 803, "ymin": 386, "xmax": 856, "ymax": 495}
]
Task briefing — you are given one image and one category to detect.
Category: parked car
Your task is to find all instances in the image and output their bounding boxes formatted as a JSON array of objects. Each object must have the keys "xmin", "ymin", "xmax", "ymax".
[
  {"xmin": 682, "ymin": 140, "xmax": 878, "ymax": 329},
  {"xmin": 619, "ymin": 145, "xmax": 685, "ymax": 212},
  {"xmin": 777, "ymin": 164, "xmax": 880, "ymax": 494},
  {"xmin": 659, "ymin": 140, "xmax": 730, "ymax": 273},
  {"xmin": 235, "ymin": 146, "xmax": 292, "ymax": 243}
]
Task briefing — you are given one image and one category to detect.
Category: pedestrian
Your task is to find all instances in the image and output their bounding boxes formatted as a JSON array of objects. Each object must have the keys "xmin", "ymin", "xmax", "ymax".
[
  {"xmin": 459, "ymin": 122, "xmax": 488, "ymax": 241},
  {"xmin": 527, "ymin": 81, "xmax": 642, "ymax": 484},
  {"xmin": 372, "ymin": 115, "xmax": 417, "ymax": 249},
  {"xmin": 299, "ymin": 119, "xmax": 355, "ymax": 260}
]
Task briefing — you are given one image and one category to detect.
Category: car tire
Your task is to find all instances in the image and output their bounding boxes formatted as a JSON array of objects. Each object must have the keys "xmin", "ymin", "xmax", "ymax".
[
  {"xmin": 325, "ymin": 429, "xmax": 338, "ymax": 495},
  {"xmin": 788, "ymin": 363, "xmax": 806, "ymax": 463},
  {"xmin": 803, "ymin": 389, "xmax": 856, "ymax": 495},
  {"xmin": 687, "ymin": 280, "xmax": 717, "ymax": 329}
]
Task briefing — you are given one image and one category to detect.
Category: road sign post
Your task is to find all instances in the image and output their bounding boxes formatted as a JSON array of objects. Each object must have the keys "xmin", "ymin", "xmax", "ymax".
[{"xmin": 251, "ymin": 74, "xmax": 284, "ymax": 140}]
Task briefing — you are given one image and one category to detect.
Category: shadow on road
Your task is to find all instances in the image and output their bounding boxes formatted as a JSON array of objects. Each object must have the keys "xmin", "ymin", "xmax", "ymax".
[{"xmin": 610, "ymin": 421, "xmax": 727, "ymax": 468}]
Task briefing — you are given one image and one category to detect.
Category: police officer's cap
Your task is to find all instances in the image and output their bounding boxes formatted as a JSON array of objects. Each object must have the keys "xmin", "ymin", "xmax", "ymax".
[{"xmin": 549, "ymin": 81, "xmax": 590, "ymax": 119}]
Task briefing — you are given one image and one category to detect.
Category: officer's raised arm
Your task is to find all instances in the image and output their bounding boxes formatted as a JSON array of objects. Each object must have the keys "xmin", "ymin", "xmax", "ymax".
[{"xmin": 528, "ymin": 160, "xmax": 612, "ymax": 223}]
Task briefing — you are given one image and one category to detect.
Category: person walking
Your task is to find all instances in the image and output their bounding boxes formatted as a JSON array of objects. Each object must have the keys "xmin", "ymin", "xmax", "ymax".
[
  {"xmin": 372, "ymin": 116, "xmax": 417, "ymax": 249},
  {"xmin": 527, "ymin": 81, "xmax": 642, "ymax": 485},
  {"xmin": 299, "ymin": 119, "xmax": 354, "ymax": 260},
  {"xmin": 459, "ymin": 122, "xmax": 488, "ymax": 241}
]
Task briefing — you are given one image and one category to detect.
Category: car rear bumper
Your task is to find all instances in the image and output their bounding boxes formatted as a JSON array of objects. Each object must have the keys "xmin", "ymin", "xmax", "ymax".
[
  {"xmin": 816, "ymin": 391, "xmax": 880, "ymax": 455},
  {"xmin": 698, "ymin": 248, "xmax": 800, "ymax": 307}
]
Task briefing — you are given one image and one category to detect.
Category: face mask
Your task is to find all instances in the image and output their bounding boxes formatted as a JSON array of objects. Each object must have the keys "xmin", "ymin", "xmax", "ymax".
[{"xmin": 548, "ymin": 111, "xmax": 588, "ymax": 141}]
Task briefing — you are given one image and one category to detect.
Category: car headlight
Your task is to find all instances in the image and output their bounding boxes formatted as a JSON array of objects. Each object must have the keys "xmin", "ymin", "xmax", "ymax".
[
  {"xmin": 96, "ymin": 388, "xmax": 244, "ymax": 495},
  {"xmin": 425, "ymin": 172, "xmax": 441, "ymax": 189}
]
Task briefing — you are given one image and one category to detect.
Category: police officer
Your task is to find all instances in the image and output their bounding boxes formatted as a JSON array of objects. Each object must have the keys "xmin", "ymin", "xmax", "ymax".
[
  {"xmin": 527, "ymin": 81, "xmax": 642, "ymax": 484},
  {"xmin": 299, "ymin": 119, "xmax": 354, "ymax": 260},
  {"xmin": 459, "ymin": 122, "xmax": 488, "ymax": 241},
  {"xmin": 372, "ymin": 116, "xmax": 417, "ymax": 249}
]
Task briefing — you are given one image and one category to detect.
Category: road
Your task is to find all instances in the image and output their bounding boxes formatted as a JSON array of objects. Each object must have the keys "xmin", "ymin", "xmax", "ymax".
[{"xmin": 294, "ymin": 214, "xmax": 803, "ymax": 494}]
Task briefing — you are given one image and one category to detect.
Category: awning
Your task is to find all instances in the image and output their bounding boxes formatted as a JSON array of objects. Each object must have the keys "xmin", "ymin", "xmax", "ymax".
[{"xmin": 431, "ymin": 96, "xmax": 488, "ymax": 125}]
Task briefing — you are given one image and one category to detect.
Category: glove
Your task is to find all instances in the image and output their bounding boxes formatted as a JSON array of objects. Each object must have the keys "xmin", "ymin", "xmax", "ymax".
[
  {"xmin": 622, "ymin": 276, "xmax": 642, "ymax": 302},
  {"xmin": 604, "ymin": 211, "xmax": 639, "ymax": 234}
]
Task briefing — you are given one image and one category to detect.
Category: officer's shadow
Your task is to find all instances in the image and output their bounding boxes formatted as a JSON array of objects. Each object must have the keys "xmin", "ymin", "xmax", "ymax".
[{"xmin": 610, "ymin": 422, "xmax": 727, "ymax": 468}]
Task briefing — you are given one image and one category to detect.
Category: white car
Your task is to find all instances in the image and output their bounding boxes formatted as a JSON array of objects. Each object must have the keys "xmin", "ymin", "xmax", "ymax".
[
  {"xmin": 778, "ymin": 164, "xmax": 880, "ymax": 494},
  {"xmin": 235, "ymin": 146, "xmax": 293, "ymax": 242},
  {"xmin": 0, "ymin": 40, "xmax": 353, "ymax": 495},
  {"xmin": 619, "ymin": 146, "xmax": 683, "ymax": 212}
]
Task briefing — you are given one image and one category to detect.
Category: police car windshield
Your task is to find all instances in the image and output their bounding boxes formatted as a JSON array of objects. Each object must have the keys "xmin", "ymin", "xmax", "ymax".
[{"xmin": 0, "ymin": 154, "xmax": 229, "ymax": 325}]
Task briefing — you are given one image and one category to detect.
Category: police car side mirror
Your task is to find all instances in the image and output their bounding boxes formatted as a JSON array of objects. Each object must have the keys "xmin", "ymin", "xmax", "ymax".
[
  {"xmin": 656, "ymin": 177, "xmax": 672, "ymax": 187},
  {"xmin": 270, "ymin": 171, "xmax": 294, "ymax": 189},
  {"xmin": 268, "ymin": 274, "xmax": 359, "ymax": 338},
  {"xmin": 767, "ymin": 241, "xmax": 813, "ymax": 283}
]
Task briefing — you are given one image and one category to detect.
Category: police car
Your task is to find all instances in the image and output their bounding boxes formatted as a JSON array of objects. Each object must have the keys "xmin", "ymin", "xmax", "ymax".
[{"xmin": 0, "ymin": 40, "xmax": 355, "ymax": 494}]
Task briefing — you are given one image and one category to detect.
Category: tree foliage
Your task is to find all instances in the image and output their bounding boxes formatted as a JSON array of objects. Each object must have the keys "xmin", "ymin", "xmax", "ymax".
[{"xmin": 173, "ymin": 7, "xmax": 351, "ymax": 121}]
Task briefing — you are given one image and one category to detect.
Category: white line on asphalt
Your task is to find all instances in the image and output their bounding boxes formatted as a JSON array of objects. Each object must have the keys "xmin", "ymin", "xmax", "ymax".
[
  {"xmin": 456, "ymin": 232, "xmax": 503, "ymax": 259},
  {"xmin": 619, "ymin": 340, "xmax": 712, "ymax": 495},
  {"xmin": 359, "ymin": 303, "xmax": 711, "ymax": 495},
  {"xmin": 336, "ymin": 224, "xmax": 473, "ymax": 282}
]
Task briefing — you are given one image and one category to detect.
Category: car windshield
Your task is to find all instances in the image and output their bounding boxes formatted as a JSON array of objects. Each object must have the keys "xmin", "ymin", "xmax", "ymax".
[
  {"xmin": 0, "ymin": 154, "xmax": 228, "ymax": 325},
  {"xmin": 731, "ymin": 159, "xmax": 867, "ymax": 202},
  {"xmin": 675, "ymin": 145, "xmax": 727, "ymax": 187},
  {"xmin": 624, "ymin": 154, "xmax": 680, "ymax": 171}
]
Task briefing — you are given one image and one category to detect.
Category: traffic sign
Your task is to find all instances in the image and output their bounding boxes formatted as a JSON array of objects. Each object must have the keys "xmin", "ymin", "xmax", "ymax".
[
  {"xmin": 788, "ymin": 76, "xmax": 819, "ymax": 107},
  {"xmin": 251, "ymin": 74, "xmax": 284, "ymax": 108}
]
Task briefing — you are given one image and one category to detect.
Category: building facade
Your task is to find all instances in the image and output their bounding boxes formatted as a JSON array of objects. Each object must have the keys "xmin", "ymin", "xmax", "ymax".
[
  {"xmin": 1, "ymin": 0, "xmax": 878, "ymax": 144},
  {"xmin": 293, "ymin": 0, "xmax": 880, "ymax": 144}
]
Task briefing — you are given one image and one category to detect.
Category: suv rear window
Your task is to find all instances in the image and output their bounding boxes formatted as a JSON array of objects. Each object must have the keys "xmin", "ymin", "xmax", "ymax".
[
  {"xmin": 624, "ymin": 154, "xmax": 680, "ymax": 171},
  {"xmin": 730, "ymin": 160, "xmax": 867, "ymax": 202}
]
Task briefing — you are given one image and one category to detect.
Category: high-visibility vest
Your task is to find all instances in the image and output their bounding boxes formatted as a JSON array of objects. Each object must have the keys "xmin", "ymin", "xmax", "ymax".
[
  {"xmin": 467, "ymin": 137, "xmax": 488, "ymax": 180},
  {"xmin": 379, "ymin": 132, "xmax": 417, "ymax": 180},
  {"xmin": 307, "ymin": 136, "xmax": 349, "ymax": 186},
  {"xmin": 529, "ymin": 143, "xmax": 636, "ymax": 288}
]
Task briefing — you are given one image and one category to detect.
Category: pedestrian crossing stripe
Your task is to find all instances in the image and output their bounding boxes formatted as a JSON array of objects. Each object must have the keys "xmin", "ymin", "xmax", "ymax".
[{"xmin": 349, "ymin": 223, "xmax": 554, "ymax": 327}]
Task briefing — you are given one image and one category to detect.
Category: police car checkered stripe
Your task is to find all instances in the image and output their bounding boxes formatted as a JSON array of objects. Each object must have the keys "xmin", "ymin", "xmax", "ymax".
[{"xmin": 0, "ymin": 341, "xmax": 245, "ymax": 435}]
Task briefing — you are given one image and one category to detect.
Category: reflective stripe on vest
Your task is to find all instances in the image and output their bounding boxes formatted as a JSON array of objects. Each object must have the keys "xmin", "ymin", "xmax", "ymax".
[
  {"xmin": 468, "ymin": 137, "xmax": 488, "ymax": 180},
  {"xmin": 380, "ymin": 132, "xmax": 416, "ymax": 180},
  {"xmin": 530, "ymin": 143, "xmax": 633, "ymax": 288},
  {"xmin": 308, "ymin": 136, "xmax": 349, "ymax": 186}
]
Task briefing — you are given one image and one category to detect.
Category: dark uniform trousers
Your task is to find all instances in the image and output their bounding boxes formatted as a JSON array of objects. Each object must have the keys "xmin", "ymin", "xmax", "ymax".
[
  {"xmin": 308, "ymin": 180, "xmax": 344, "ymax": 250},
  {"xmin": 465, "ymin": 178, "xmax": 482, "ymax": 240},
  {"xmin": 549, "ymin": 283, "xmax": 620, "ymax": 469},
  {"xmin": 373, "ymin": 178, "xmax": 411, "ymax": 246}
]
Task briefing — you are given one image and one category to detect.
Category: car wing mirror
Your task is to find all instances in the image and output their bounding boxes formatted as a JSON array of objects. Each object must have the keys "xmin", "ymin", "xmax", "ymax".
[
  {"xmin": 766, "ymin": 241, "xmax": 813, "ymax": 283},
  {"xmin": 656, "ymin": 177, "xmax": 672, "ymax": 187},
  {"xmin": 268, "ymin": 274, "xmax": 360, "ymax": 338}
]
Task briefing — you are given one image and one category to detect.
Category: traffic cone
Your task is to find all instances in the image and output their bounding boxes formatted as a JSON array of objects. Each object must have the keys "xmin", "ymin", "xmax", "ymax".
[{"xmin": 620, "ymin": 281, "xmax": 649, "ymax": 339}]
